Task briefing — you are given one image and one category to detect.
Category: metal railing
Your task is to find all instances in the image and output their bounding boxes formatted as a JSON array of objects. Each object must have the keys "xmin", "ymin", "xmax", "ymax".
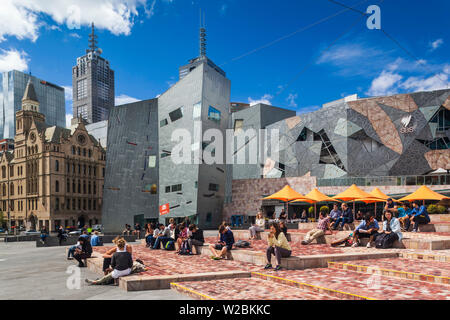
[{"xmin": 317, "ymin": 174, "xmax": 450, "ymax": 187}]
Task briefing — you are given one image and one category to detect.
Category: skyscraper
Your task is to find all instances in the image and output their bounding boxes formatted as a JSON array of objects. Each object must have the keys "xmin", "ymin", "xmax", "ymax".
[
  {"xmin": 72, "ymin": 23, "xmax": 115, "ymax": 124},
  {"xmin": 0, "ymin": 70, "xmax": 66, "ymax": 140}
]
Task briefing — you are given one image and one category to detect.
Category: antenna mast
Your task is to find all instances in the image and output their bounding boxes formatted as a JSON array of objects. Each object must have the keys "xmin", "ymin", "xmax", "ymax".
[
  {"xmin": 199, "ymin": 10, "xmax": 206, "ymax": 57},
  {"xmin": 88, "ymin": 22, "xmax": 98, "ymax": 53}
]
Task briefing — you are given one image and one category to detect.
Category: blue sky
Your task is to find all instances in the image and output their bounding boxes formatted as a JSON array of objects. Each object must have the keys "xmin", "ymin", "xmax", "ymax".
[{"xmin": 0, "ymin": 0, "xmax": 448, "ymax": 126}]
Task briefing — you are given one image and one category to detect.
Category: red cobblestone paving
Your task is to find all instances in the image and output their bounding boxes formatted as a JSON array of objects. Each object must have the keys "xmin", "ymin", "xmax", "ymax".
[
  {"xmin": 172, "ymin": 277, "xmax": 338, "ymax": 300},
  {"xmin": 330, "ymin": 257, "xmax": 450, "ymax": 278},
  {"xmin": 204, "ymin": 238, "xmax": 345, "ymax": 256},
  {"xmin": 257, "ymin": 268, "xmax": 450, "ymax": 300},
  {"xmin": 93, "ymin": 245, "xmax": 260, "ymax": 276}
]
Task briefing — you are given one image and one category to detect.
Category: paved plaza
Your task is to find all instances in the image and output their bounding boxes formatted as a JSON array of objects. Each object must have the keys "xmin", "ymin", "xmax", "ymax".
[{"xmin": 0, "ymin": 241, "xmax": 190, "ymax": 300}]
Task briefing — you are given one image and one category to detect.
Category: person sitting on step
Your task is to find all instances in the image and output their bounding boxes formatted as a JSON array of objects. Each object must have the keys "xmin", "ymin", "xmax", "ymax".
[
  {"xmin": 175, "ymin": 223, "xmax": 189, "ymax": 253},
  {"xmin": 187, "ymin": 224, "xmax": 204, "ymax": 254},
  {"xmin": 144, "ymin": 223, "xmax": 156, "ymax": 247},
  {"xmin": 249, "ymin": 211, "xmax": 265, "ymax": 240},
  {"xmin": 352, "ymin": 213, "xmax": 379, "ymax": 248},
  {"xmin": 409, "ymin": 201, "xmax": 430, "ymax": 232},
  {"xmin": 397, "ymin": 202, "xmax": 412, "ymax": 231},
  {"xmin": 332, "ymin": 203, "xmax": 354, "ymax": 230},
  {"xmin": 109, "ymin": 238, "xmax": 133, "ymax": 285},
  {"xmin": 101, "ymin": 236, "xmax": 133, "ymax": 275},
  {"xmin": 373, "ymin": 211, "xmax": 402, "ymax": 248},
  {"xmin": 73, "ymin": 236, "xmax": 93, "ymax": 268},
  {"xmin": 264, "ymin": 222, "xmax": 292, "ymax": 271},
  {"xmin": 86, "ymin": 259, "xmax": 147, "ymax": 286},
  {"xmin": 209, "ymin": 225, "xmax": 235, "ymax": 260},
  {"xmin": 329, "ymin": 204, "xmax": 342, "ymax": 224},
  {"xmin": 301, "ymin": 211, "xmax": 330, "ymax": 245},
  {"xmin": 152, "ymin": 223, "xmax": 171, "ymax": 250},
  {"xmin": 300, "ymin": 210, "xmax": 308, "ymax": 223}
]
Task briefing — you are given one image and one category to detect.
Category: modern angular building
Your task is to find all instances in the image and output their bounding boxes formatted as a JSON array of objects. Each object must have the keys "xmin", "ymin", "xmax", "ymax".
[
  {"xmin": 102, "ymin": 26, "xmax": 230, "ymax": 231},
  {"xmin": 0, "ymin": 70, "xmax": 66, "ymax": 140},
  {"xmin": 72, "ymin": 23, "xmax": 115, "ymax": 124},
  {"xmin": 232, "ymin": 90, "xmax": 450, "ymax": 180}
]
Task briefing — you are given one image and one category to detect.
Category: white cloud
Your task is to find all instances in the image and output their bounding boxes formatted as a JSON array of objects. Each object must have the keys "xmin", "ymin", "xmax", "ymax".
[
  {"xmin": 0, "ymin": 0, "xmax": 150, "ymax": 42},
  {"xmin": 367, "ymin": 64, "xmax": 450, "ymax": 96},
  {"xmin": 286, "ymin": 93, "xmax": 298, "ymax": 108},
  {"xmin": 367, "ymin": 71, "xmax": 403, "ymax": 96},
  {"xmin": 115, "ymin": 94, "xmax": 140, "ymax": 106},
  {"xmin": 248, "ymin": 94, "xmax": 273, "ymax": 106},
  {"xmin": 62, "ymin": 85, "xmax": 73, "ymax": 101},
  {"xmin": 66, "ymin": 113, "xmax": 73, "ymax": 128},
  {"xmin": 429, "ymin": 39, "xmax": 443, "ymax": 51},
  {"xmin": 69, "ymin": 32, "xmax": 81, "ymax": 39},
  {"xmin": 0, "ymin": 48, "xmax": 29, "ymax": 72}
]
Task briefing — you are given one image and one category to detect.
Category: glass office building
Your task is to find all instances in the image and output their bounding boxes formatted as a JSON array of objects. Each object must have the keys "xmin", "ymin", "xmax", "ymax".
[{"xmin": 0, "ymin": 70, "xmax": 66, "ymax": 139}]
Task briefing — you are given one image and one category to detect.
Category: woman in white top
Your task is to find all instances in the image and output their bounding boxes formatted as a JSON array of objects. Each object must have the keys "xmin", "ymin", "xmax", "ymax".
[{"xmin": 249, "ymin": 212, "xmax": 266, "ymax": 240}]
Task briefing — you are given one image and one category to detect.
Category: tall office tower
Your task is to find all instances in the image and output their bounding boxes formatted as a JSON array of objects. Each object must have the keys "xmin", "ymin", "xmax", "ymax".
[
  {"xmin": 72, "ymin": 23, "xmax": 115, "ymax": 124},
  {"xmin": 0, "ymin": 70, "xmax": 65, "ymax": 140}
]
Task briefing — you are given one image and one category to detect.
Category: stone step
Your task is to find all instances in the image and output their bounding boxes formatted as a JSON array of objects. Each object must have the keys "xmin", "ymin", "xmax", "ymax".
[
  {"xmin": 197, "ymin": 242, "xmax": 398, "ymax": 270},
  {"xmin": 231, "ymin": 229, "xmax": 450, "ymax": 250},
  {"xmin": 430, "ymin": 214, "xmax": 450, "ymax": 223},
  {"xmin": 327, "ymin": 258, "xmax": 450, "ymax": 285},
  {"xmin": 251, "ymin": 268, "xmax": 450, "ymax": 300},
  {"xmin": 419, "ymin": 222, "xmax": 450, "ymax": 233},
  {"xmin": 170, "ymin": 277, "xmax": 339, "ymax": 300}
]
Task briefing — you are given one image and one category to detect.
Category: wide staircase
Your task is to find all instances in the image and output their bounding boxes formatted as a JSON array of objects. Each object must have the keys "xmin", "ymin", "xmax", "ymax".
[{"xmin": 85, "ymin": 214, "xmax": 450, "ymax": 300}]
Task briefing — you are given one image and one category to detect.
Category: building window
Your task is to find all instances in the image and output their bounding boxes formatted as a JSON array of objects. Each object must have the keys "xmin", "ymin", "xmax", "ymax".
[
  {"xmin": 102, "ymin": 167, "xmax": 105, "ymax": 177},
  {"xmin": 234, "ymin": 119, "xmax": 244, "ymax": 134},
  {"xmin": 193, "ymin": 102, "xmax": 202, "ymax": 120},
  {"xmin": 55, "ymin": 198, "xmax": 59, "ymax": 210},
  {"xmin": 55, "ymin": 160, "xmax": 59, "ymax": 172},
  {"xmin": 209, "ymin": 183, "xmax": 219, "ymax": 192},
  {"xmin": 66, "ymin": 199, "xmax": 70, "ymax": 210},
  {"xmin": 206, "ymin": 213, "xmax": 212, "ymax": 223},
  {"xmin": 77, "ymin": 79, "xmax": 87, "ymax": 100},
  {"xmin": 169, "ymin": 107, "xmax": 184, "ymax": 123},
  {"xmin": 72, "ymin": 199, "xmax": 76, "ymax": 210},
  {"xmin": 165, "ymin": 186, "xmax": 171, "ymax": 193},
  {"xmin": 78, "ymin": 180, "xmax": 81, "ymax": 193},
  {"xmin": 55, "ymin": 181, "xmax": 59, "ymax": 193},
  {"xmin": 160, "ymin": 119, "xmax": 168, "ymax": 127},
  {"xmin": 10, "ymin": 183, "xmax": 14, "ymax": 196},
  {"xmin": 72, "ymin": 146, "xmax": 76, "ymax": 155},
  {"xmin": 88, "ymin": 150, "xmax": 92, "ymax": 158},
  {"xmin": 208, "ymin": 106, "xmax": 221, "ymax": 124},
  {"xmin": 171, "ymin": 184, "xmax": 182, "ymax": 192},
  {"xmin": 430, "ymin": 108, "xmax": 450, "ymax": 132}
]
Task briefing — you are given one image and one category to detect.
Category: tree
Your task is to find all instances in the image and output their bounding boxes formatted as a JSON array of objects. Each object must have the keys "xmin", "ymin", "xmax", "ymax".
[{"xmin": 0, "ymin": 211, "xmax": 5, "ymax": 228}]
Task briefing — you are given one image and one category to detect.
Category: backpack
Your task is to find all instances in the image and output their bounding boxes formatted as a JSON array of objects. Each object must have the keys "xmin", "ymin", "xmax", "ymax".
[
  {"xmin": 165, "ymin": 240, "xmax": 175, "ymax": 251},
  {"xmin": 375, "ymin": 233, "xmax": 395, "ymax": 249},
  {"xmin": 234, "ymin": 240, "xmax": 250, "ymax": 248},
  {"xmin": 178, "ymin": 240, "xmax": 192, "ymax": 255}
]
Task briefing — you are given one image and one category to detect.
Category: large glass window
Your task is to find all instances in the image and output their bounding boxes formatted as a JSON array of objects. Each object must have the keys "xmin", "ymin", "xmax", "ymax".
[
  {"xmin": 193, "ymin": 102, "xmax": 202, "ymax": 120},
  {"xmin": 430, "ymin": 108, "xmax": 450, "ymax": 132},
  {"xmin": 77, "ymin": 79, "xmax": 87, "ymax": 100},
  {"xmin": 208, "ymin": 106, "xmax": 221, "ymax": 124},
  {"xmin": 169, "ymin": 107, "xmax": 184, "ymax": 122}
]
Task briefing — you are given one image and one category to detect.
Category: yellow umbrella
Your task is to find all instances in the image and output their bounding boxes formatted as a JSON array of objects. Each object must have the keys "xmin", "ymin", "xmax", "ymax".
[
  {"xmin": 332, "ymin": 184, "xmax": 373, "ymax": 201},
  {"xmin": 398, "ymin": 186, "xmax": 450, "ymax": 202},
  {"xmin": 293, "ymin": 188, "xmax": 340, "ymax": 219},
  {"xmin": 263, "ymin": 185, "xmax": 312, "ymax": 202},
  {"xmin": 263, "ymin": 185, "xmax": 313, "ymax": 219},
  {"xmin": 354, "ymin": 196, "xmax": 386, "ymax": 204},
  {"xmin": 370, "ymin": 188, "xmax": 397, "ymax": 201},
  {"xmin": 333, "ymin": 184, "xmax": 377, "ymax": 220}
]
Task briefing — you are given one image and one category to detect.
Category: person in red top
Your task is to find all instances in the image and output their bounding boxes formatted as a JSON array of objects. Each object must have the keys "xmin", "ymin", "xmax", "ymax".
[{"xmin": 301, "ymin": 211, "xmax": 331, "ymax": 245}]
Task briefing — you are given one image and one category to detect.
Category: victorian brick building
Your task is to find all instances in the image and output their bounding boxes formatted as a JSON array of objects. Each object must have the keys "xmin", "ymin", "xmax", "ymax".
[{"xmin": 0, "ymin": 79, "xmax": 105, "ymax": 231}]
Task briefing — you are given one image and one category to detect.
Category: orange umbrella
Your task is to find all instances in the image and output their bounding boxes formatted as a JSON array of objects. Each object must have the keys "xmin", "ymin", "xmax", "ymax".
[
  {"xmin": 332, "ymin": 184, "xmax": 373, "ymax": 201},
  {"xmin": 263, "ymin": 185, "xmax": 312, "ymax": 202},
  {"xmin": 263, "ymin": 185, "xmax": 313, "ymax": 220},
  {"xmin": 370, "ymin": 188, "xmax": 397, "ymax": 201},
  {"xmin": 353, "ymin": 196, "xmax": 386, "ymax": 204},
  {"xmin": 292, "ymin": 188, "xmax": 338, "ymax": 219},
  {"xmin": 398, "ymin": 186, "xmax": 450, "ymax": 202}
]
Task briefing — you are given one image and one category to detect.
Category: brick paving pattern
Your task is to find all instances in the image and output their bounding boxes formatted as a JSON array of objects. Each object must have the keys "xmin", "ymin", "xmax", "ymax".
[{"xmin": 171, "ymin": 277, "xmax": 338, "ymax": 300}]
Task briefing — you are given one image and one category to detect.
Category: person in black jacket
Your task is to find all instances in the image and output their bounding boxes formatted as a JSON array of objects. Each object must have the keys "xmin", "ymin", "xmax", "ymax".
[
  {"xmin": 73, "ymin": 236, "xmax": 92, "ymax": 267},
  {"xmin": 56, "ymin": 225, "xmax": 66, "ymax": 245},
  {"xmin": 188, "ymin": 224, "xmax": 204, "ymax": 254}
]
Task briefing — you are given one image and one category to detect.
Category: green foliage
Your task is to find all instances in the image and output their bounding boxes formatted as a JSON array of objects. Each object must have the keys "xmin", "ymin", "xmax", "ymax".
[
  {"xmin": 427, "ymin": 204, "xmax": 439, "ymax": 215},
  {"xmin": 0, "ymin": 211, "xmax": 5, "ymax": 227},
  {"xmin": 308, "ymin": 207, "xmax": 314, "ymax": 215},
  {"xmin": 320, "ymin": 206, "xmax": 330, "ymax": 215},
  {"xmin": 437, "ymin": 205, "xmax": 447, "ymax": 215}
]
